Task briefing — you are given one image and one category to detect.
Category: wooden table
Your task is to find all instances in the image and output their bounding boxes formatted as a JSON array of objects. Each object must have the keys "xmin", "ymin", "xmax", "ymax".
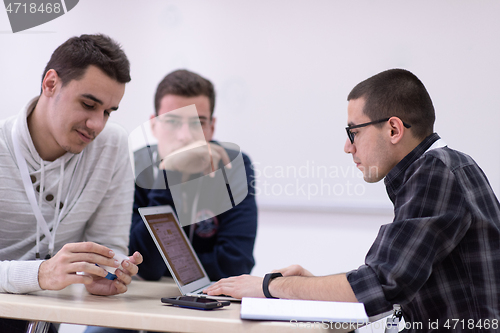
[{"xmin": 0, "ymin": 280, "xmax": 356, "ymax": 332}]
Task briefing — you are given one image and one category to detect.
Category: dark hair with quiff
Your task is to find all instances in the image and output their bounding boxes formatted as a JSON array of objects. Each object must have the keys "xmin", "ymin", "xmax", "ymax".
[
  {"xmin": 348, "ymin": 68, "xmax": 435, "ymax": 139},
  {"xmin": 154, "ymin": 69, "xmax": 215, "ymax": 116},
  {"xmin": 41, "ymin": 34, "xmax": 131, "ymax": 91}
]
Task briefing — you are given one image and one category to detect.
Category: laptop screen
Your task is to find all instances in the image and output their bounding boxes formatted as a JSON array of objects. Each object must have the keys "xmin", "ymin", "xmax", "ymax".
[{"xmin": 142, "ymin": 212, "xmax": 204, "ymax": 286}]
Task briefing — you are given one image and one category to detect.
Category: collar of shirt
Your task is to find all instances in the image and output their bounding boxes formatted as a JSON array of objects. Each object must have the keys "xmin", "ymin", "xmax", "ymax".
[{"xmin": 384, "ymin": 132, "xmax": 441, "ymax": 202}]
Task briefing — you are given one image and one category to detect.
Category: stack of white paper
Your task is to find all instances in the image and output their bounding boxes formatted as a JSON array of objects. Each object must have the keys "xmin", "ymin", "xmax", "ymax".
[{"xmin": 240, "ymin": 297, "xmax": 368, "ymax": 324}]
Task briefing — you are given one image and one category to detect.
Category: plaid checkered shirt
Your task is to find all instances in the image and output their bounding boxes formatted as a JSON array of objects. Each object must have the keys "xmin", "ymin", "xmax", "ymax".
[{"xmin": 347, "ymin": 133, "xmax": 500, "ymax": 332}]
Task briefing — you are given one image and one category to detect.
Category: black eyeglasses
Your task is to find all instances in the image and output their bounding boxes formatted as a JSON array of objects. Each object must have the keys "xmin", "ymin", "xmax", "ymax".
[{"xmin": 345, "ymin": 118, "xmax": 411, "ymax": 144}]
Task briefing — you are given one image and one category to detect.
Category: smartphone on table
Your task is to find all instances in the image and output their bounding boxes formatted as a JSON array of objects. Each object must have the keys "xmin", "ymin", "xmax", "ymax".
[{"xmin": 161, "ymin": 296, "xmax": 230, "ymax": 310}]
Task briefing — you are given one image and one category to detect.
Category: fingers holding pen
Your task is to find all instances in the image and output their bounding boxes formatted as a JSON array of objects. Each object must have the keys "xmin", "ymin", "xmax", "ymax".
[{"xmin": 38, "ymin": 242, "xmax": 119, "ymax": 290}]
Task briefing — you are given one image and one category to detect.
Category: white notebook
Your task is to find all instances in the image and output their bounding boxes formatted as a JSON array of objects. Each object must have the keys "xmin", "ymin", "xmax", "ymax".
[{"xmin": 240, "ymin": 297, "xmax": 368, "ymax": 323}]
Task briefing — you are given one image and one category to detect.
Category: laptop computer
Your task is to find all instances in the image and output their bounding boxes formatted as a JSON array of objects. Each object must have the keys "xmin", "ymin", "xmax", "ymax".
[{"xmin": 138, "ymin": 205, "xmax": 240, "ymax": 301}]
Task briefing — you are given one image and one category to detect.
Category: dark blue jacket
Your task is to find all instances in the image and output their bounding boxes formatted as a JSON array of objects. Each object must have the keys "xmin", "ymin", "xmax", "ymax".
[{"xmin": 130, "ymin": 143, "xmax": 257, "ymax": 281}]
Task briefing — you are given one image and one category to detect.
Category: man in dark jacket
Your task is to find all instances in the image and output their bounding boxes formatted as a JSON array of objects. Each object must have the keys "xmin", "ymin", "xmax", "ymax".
[{"xmin": 131, "ymin": 69, "xmax": 257, "ymax": 281}]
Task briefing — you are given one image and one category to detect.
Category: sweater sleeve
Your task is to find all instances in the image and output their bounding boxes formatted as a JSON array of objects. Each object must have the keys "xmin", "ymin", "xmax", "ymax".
[
  {"xmin": 0, "ymin": 117, "xmax": 45, "ymax": 293},
  {"xmin": 0, "ymin": 260, "xmax": 42, "ymax": 293}
]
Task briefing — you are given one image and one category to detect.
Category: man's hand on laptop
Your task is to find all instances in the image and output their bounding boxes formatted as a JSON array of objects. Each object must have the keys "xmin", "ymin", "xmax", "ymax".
[
  {"xmin": 159, "ymin": 141, "xmax": 231, "ymax": 179},
  {"xmin": 203, "ymin": 265, "xmax": 315, "ymax": 299},
  {"xmin": 38, "ymin": 242, "xmax": 143, "ymax": 296},
  {"xmin": 203, "ymin": 275, "xmax": 265, "ymax": 299}
]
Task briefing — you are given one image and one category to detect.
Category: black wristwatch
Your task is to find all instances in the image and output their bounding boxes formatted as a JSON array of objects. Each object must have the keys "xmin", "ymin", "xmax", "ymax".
[{"xmin": 262, "ymin": 272, "xmax": 283, "ymax": 298}]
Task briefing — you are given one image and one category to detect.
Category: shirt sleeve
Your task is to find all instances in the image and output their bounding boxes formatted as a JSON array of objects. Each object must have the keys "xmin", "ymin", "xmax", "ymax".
[
  {"xmin": 0, "ymin": 260, "xmax": 42, "ymax": 293},
  {"xmin": 347, "ymin": 154, "xmax": 471, "ymax": 316}
]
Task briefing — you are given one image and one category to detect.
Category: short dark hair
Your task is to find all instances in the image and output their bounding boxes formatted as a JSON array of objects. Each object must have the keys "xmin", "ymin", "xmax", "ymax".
[
  {"xmin": 154, "ymin": 69, "xmax": 215, "ymax": 116},
  {"xmin": 347, "ymin": 69, "xmax": 435, "ymax": 139},
  {"xmin": 41, "ymin": 34, "xmax": 131, "ymax": 91}
]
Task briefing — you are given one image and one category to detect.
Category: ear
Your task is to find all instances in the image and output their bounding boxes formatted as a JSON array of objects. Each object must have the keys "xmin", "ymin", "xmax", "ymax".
[
  {"xmin": 41, "ymin": 69, "xmax": 59, "ymax": 97},
  {"xmin": 388, "ymin": 117, "xmax": 405, "ymax": 144}
]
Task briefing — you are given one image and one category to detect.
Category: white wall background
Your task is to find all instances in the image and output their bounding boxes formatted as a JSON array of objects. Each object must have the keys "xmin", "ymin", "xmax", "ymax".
[
  {"xmin": 2, "ymin": 0, "xmax": 500, "ymax": 209},
  {"xmin": 2, "ymin": 1, "xmax": 500, "ymax": 332}
]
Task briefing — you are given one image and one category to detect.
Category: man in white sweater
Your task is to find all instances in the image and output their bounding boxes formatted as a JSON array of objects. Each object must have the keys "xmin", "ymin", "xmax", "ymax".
[{"xmin": 0, "ymin": 34, "xmax": 143, "ymax": 331}]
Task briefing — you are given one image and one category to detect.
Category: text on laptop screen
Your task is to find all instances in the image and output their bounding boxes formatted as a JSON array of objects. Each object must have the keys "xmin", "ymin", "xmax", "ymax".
[{"xmin": 143, "ymin": 212, "xmax": 204, "ymax": 286}]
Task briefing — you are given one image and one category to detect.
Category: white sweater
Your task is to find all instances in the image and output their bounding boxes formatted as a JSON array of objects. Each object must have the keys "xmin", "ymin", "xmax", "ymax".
[{"xmin": 0, "ymin": 98, "xmax": 134, "ymax": 293}]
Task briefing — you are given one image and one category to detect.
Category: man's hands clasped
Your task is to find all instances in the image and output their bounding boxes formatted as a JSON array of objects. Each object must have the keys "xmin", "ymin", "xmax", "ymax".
[{"xmin": 159, "ymin": 141, "xmax": 232, "ymax": 180}]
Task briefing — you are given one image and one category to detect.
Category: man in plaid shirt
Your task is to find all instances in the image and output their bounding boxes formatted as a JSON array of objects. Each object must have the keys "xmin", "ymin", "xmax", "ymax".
[{"xmin": 205, "ymin": 69, "xmax": 500, "ymax": 332}]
